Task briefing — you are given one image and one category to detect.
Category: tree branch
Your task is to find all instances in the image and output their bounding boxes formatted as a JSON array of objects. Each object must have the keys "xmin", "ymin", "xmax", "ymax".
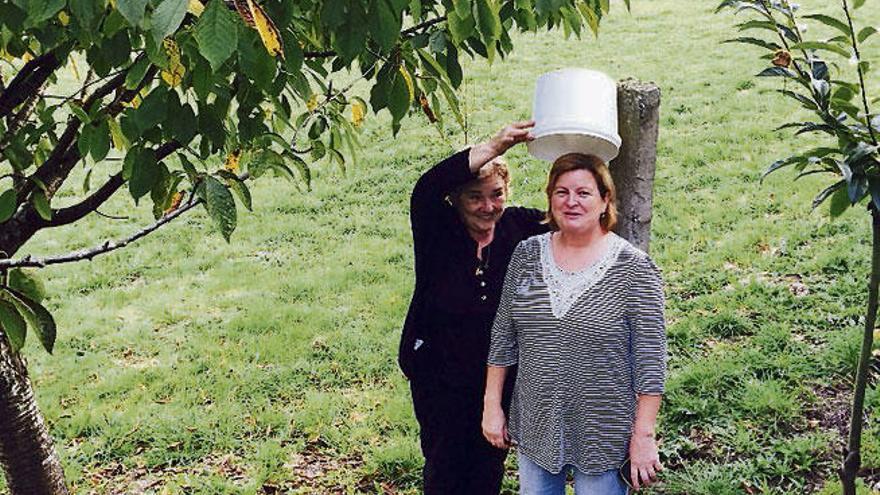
[
  {"xmin": 303, "ymin": 16, "xmax": 447, "ymax": 59},
  {"xmin": 0, "ymin": 51, "xmax": 63, "ymax": 121},
  {"xmin": 44, "ymin": 141, "xmax": 181, "ymax": 228},
  {"xmin": 841, "ymin": 0, "xmax": 878, "ymax": 146},
  {"xmin": 0, "ymin": 195, "xmax": 203, "ymax": 269},
  {"xmin": 0, "ymin": 80, "xmax": 46, "ymax": 153},
  {"xmin": 0, "ymin": 170, "xmax": 249, "ymax": 269},
  {"xmin": 19, "ymin": 60, "xmax": 155, "ymax": 203}
]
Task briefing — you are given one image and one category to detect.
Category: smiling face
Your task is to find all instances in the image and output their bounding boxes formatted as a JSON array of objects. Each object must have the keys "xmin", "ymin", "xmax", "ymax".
[
  {"xmin": 549, "ymin": 168, "xmax": 609, "ymax": 235},
  {"xmin": 452, "ymin": 175, "xmax": 507, "ymax": 235}
]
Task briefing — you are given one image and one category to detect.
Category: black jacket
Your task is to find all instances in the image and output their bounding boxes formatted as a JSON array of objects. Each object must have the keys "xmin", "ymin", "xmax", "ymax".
[{"xmin": 399, "ymin": 149, "xmax": 548, "ymax": 386}]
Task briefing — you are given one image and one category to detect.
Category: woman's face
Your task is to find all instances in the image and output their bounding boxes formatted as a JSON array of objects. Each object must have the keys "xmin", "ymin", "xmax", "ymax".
[
  {"xmin": 453, "ymin": 175, "xmax": 507, "ymax": 234},
  {"xmin": 549, "ymin": 169, "xmax": 608, "ymax": 235}
]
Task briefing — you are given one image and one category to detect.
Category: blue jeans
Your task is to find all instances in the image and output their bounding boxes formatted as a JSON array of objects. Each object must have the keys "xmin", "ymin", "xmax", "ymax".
[{"xmin": 518, "ymin": 451, "xmax": 628, "ymax": 495}]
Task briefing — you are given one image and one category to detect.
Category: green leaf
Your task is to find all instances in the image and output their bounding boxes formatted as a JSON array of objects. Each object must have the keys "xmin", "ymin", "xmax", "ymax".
[
  {"xmin": 91, "ymin": 119, "xmax": 111, "ymax": 162},
  {"xmin": 8, "ymin": 269, "xmax": 44, "ymax": 303},
  {"xmin": 204, "ymin": 175, "xmax": 237, "ymax": 242},
  {"xmin": 125, "ymin": 57, "xmax": 151, "ymax": 90},
  {"xmin": 854, "ymin": 0, "xmax": 866, "ymax": 9},
  {"xmin": 70, "ymin": 102, "xmax": 91, "ymax": 124},
  {"xmin": 117, "ymin": 0, "xmax": 149, "ymax": 26},
  {"xmin": 333, "ymin": 4, "xmax": 367, "ymax": 63},
  {"xmin": 791, "ymin": 41, "xmax": 851, "ymax": 58},
  {"xmin": 132, "ymin": 87, "xmax": 168, "ymax": 136},
  {"xmin": 238, "ymin": 32, "xmax": 277, "ymax": 90},
  {"xmin": 69, "ymin": 0, "xmax": 101, "ymax": 29},
  {"xmin": 284, "ymin": 151, "xmax": 312, "ymax": 190},
  {"xmin": 859, "ymin": 26, "xmax": 877, "ymax": 44},
  {"xmin": 3, "ymin": 287, "xmax": 56, "ymax": 354},
  {"xmin": 757, "ymin": 67, "xmax": 796, "ymax": 78},
  {"xmin": 194, "ymin": 0, "xmax": 239, "ymax": 72},
  {"xmin": 437, "ymin": 77, "xmax": 464, "ymax": 128},
  {"xmin": 32, "ymin": 191, "xmax": 51, "ymax": 221},
  {"xmin": 803, "ymin": 14, "xmax": 850, "ymax": 36},
  {"xmin": 723, "ymin": 37, "xmax": 781, "ymax": 51},
  {"xmin": 0, "ymin": 190, "xmax": 16, "ymax": 223},
  {"xmin": 475, "ymin": 0, "xmax": 502, "ymax": 42},
  {"xmin": 447, "ymin": 7, "xmax": 476, "ymax": 45},
  {"xmin": 829, "ymin": 186, "xmax": 850, "ymax": 218},
  {"xmin": 812, "ymin": 180, "xmax": 845, "ymax": 210},
  {"xmin": 151, "ymin": 0, "xmax": 187, "ymax": 44},
  {"xmin": 179, "ymin": 154, "xmax": 199, "ymax": 182},
  {"xmin": 736, "ymin": 19, "xmax": 778, "ymax": 33},
  {"xmin": 388, "ymin": 68, "xmax": 411, "ymax": 125},
  {"xmin": 0, "ymin": 299, "xmax": 26, "ymax": 352},
  {"xmin": 370, "ymin": 0, "xmax": 403, "ymax": 51},
  {"xmin": 218, "ymin": 172, "xmax": 252, "ymax": 211},
  {"xmin": 27, "ymin": 0, "xmax": 65, "ymax": 24},
  {"xmin": 77, "ymin": 125, "xmax": 93, "ymax": 159},
  {"xmin": 166, "ymin": 101, "xmax": 198, "ymax": 145},
  {"xmin": 128, "ymin": 147, "xmax": 159, "ymax": 202}
]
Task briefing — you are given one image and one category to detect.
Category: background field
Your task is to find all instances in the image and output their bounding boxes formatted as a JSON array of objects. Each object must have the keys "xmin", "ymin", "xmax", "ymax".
[{"xmin": 4, "ymin": 0, "xmax": 880, "ymax": 493}]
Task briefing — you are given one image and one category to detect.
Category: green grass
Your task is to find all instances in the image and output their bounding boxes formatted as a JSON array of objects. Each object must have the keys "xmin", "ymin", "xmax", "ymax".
[{"xmin": 4, "ymin": 0, "xmax": 880, "ymax": 493}]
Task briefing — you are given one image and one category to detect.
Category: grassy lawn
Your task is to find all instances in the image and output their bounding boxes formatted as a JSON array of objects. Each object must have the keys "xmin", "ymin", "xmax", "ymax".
[{"xmin": 4, "ymin": 0, "xmax": 880, "ymax": 493}]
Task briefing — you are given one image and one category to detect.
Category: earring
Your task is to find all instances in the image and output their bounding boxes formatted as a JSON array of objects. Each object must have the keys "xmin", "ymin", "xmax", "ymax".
[{"xmin": 599, "ymin": 212, "xmax": 608, "ymax": 221}]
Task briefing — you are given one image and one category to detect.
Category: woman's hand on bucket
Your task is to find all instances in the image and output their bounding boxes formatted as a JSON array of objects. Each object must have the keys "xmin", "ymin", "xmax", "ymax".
[
  {"xmin": 481, "ymin": 404, "xmax": 511, "ymax": 449},
  {"xmin": 469, "ymin": 120, "xmax": 535, "ymax": 172}
]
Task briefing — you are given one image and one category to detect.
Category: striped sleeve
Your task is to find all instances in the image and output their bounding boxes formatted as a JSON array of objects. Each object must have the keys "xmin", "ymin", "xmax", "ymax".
[
  {"xmin": 627, "ymin": 252, "xmax": 667, "ymax": 394},
  {"xmin": 487, "ymin": 240, "xmax": 529, "ymax": 367}
]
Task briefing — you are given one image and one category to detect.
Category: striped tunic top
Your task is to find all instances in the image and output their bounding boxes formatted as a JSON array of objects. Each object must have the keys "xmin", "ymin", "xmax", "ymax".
[{"xmin": 487, "ymin": 232, "xmax": 667, "ymax": 475}]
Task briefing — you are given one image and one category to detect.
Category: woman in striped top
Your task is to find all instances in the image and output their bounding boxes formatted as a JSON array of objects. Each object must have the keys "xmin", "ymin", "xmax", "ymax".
[{"xmin": 482, "ymin": 153, "xmax": 667, "ymax": 494}]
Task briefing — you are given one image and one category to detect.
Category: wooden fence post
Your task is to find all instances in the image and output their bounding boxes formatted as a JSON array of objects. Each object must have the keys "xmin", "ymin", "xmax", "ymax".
[{"xmin": 611, "ymin": 79, "xmax": 661, "ymax": 254}]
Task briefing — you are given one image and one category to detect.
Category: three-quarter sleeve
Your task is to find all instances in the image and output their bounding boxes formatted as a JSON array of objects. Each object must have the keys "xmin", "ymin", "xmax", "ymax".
[
  {"xmin": 488, "ymin": 241, "xmax": 528, "ymax": 367},
  {"xmin": 627, "ymin": 253, "xmax": 667, "ymax": 394}
]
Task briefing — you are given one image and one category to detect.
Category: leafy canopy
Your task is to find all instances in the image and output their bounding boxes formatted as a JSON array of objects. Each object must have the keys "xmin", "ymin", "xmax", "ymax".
[{"xmin": 0, "ymin": 0, "xmax": 624, "ymax": 353}]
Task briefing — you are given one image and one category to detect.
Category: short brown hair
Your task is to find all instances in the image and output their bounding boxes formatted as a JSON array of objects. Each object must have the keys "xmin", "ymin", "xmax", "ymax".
[
  {"xmin": 450, "ymin": 156, "xmax": 511, "ymax": 199},
  {"xmin": 544, "ymin": 153, "xmax": 617, "ymax": 231}
]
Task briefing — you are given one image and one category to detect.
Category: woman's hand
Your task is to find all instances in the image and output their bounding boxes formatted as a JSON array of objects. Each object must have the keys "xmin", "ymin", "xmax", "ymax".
[
  {"xmin": 481, "ymin": 404, "xmax": 510, "ymax": 449},
  {"xmin": 628, "ymin": 432, "xmax": 662, "ymax": 490},
  {"xmin": 468, "ymin": 120, "xmax": 535, "ymax": 173}
]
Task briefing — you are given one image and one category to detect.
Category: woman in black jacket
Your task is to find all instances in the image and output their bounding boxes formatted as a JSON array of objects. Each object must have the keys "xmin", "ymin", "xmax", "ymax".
[{"xmin": 399, "ymin": 121, "xmax": 549, "ymax": 494}]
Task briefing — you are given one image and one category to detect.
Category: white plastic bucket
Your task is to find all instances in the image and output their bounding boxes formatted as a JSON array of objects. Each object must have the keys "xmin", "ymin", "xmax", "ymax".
[{"xmin": 527, "ymin": 68, "xmax": 621, "ymax": 164}]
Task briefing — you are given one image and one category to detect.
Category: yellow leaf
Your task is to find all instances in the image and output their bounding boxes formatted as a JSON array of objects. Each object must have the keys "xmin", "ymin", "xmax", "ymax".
[
  {"xmin": 187, "ymin": 0, "xmax": 205, "ymax": 16},
  {"xmin": 165, "ymin": 191, "xmax": 184, "ymax": 215},
  {"xmin": 21, "ymin": 51, "xmax": 33, "ymax": 63},
  {"xmin": 0, "ymin": 50, "xmax": 12, "ymax": 63},
  {"xmin": 108, "ymin": 118, "xmax": 129, "ymax": 150},
  {"xmin": 125, "ymin": 88, "xmax": 150, "ymax": 109},
  {"xmin": 307, "ymin": 94, "xmax": 318, "ymax": 112},
  {"xmin": 69, "ymin": 56, "xmax": 81, "ymax": 81},
  {"xmin": 245, "ymin": 0, "xmax": 284, "ymax": 59},
  {"xmin": 225, "ymin": 149, "xmax": 241, "ymax": 172},
  {"xmin": 399, "ymin": 65, "xmax": 414, "ymax": 102},
  {"xmin": 232, "ymin": 0, "xmax": 255, "ymax": 26},
  {"xmin": 58, "ymin": 11, "xmax": 70, "ymax": 26},
  {"xmin": 161, "ymin": 39, "xmax": 185, "ymax": 87},
  {"xmin": 351, "ymin": 100, "xmax": 366, "ymax": 128}
]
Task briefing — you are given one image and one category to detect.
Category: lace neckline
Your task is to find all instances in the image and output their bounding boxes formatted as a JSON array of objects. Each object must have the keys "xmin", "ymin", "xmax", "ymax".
[{"xmin": 539, "ymin": 232, "xmax": 624, "ymax": 319}]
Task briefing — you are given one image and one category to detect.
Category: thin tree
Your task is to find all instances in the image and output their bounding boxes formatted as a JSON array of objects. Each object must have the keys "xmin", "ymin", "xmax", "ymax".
[{"xmin": 718, "ymin": 0, "xmax": 878, "ymax": 492}]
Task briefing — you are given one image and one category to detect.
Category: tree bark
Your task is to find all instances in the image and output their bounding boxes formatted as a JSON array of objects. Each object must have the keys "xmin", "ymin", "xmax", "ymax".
[
  {"xmin": 0, "ymin": 333, "xmax": 69, "ymax": 494},
  {"xmin": 610, "ymin": 79, "xmax": 661, "ymax": 254},
  {"xmin": 840, "ymin": 205, "xmax": 880, "ymax": 494}
]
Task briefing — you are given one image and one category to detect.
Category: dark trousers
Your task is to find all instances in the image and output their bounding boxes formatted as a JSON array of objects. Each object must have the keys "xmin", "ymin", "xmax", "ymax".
[{"xmin": 410, "ymin": 379, "xmax": 508, "ymax": 494}]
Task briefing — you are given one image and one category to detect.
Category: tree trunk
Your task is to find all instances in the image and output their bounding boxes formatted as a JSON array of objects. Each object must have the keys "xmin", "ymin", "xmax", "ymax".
[
  {"xmin": 840, "ymin": 205, "xmax": 880, "ymax": 495},
  {"xmin": 611, "ymin": 79, "xmax": 661, "ymax": 254},
  {"xmin": 0, "ymin": 332, "xmax": 69, "ymax": 494}
]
